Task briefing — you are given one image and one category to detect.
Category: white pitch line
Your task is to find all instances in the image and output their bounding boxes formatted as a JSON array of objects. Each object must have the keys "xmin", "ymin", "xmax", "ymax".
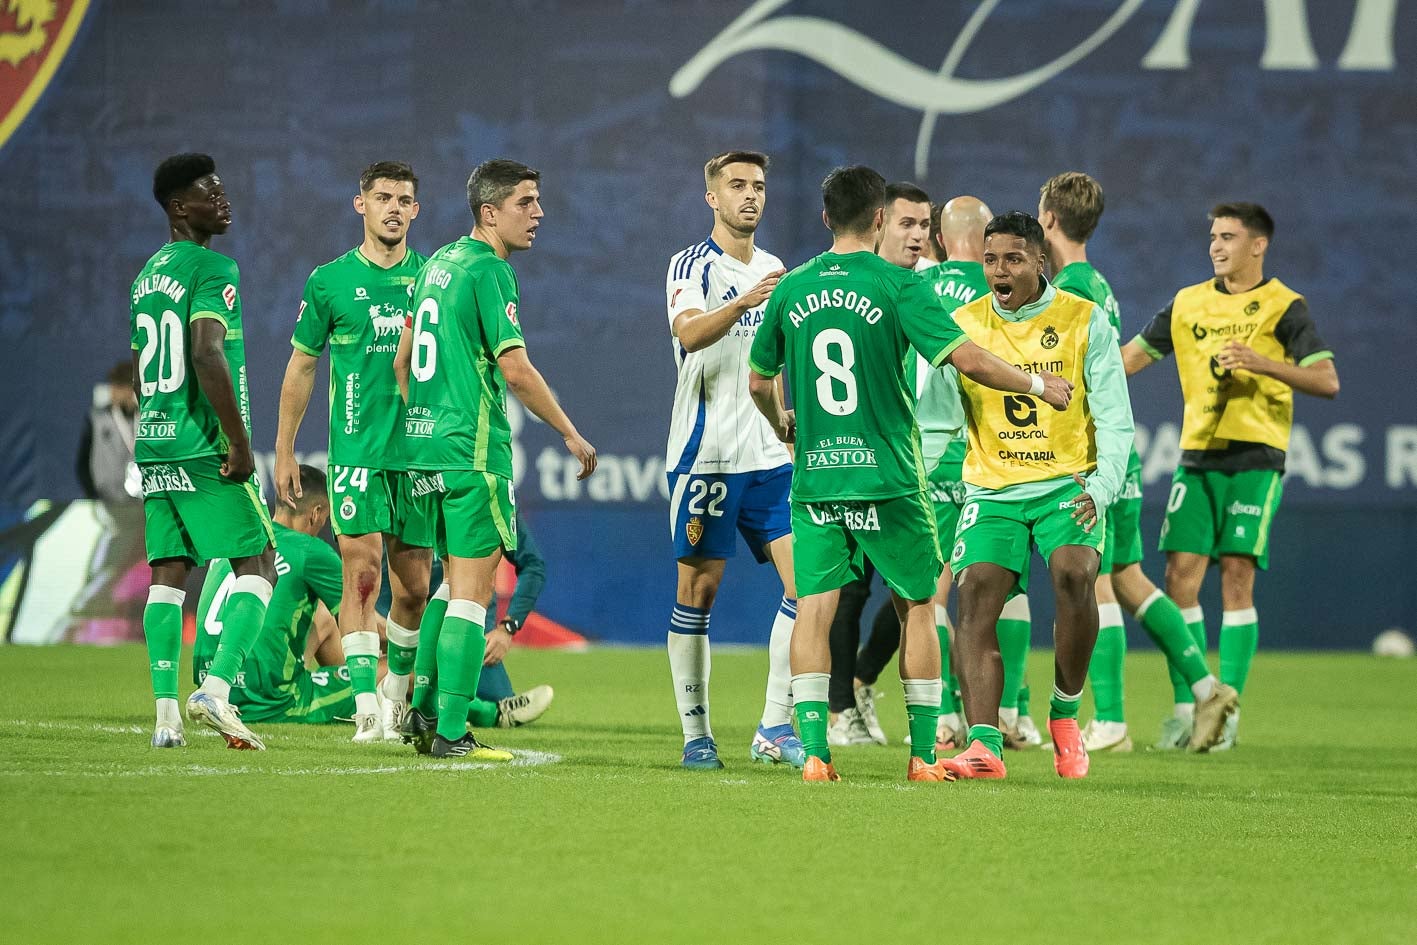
[{"xmin": 0, "ymin": 751, "xmax": 563, "ymax": 779}]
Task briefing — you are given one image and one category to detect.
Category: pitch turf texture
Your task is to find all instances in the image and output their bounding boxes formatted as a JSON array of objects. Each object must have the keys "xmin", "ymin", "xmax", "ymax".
[{"xmin": 2, "ymin": 646, "xmax": 1414, "ymax": 944}]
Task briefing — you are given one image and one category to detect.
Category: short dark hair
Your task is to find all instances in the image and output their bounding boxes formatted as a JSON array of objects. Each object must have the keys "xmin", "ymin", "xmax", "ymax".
[
  {"xmin": 1039, "ymin": 171, "xmax": 1104, "ymax": 242},
  {"xmin": 984, "ymin": 211, "xmax": 1046, "ymax": 251},
  {"xmin": 1210, "ymin": 202, "xmax": 1274, "ymax": 239},
  {"xmin": 822, "ymin": 165, "xmax": 887, "ymax": 235},
  {"xmin": 884, "ymin": 182, "xmax": 931, "ymax": 211},
  {"xmin": 360, "ymin": 161, "xmax": 418, "ymax": 195},
  {"xmin": 153, "ymin": 153, "xmax": 216, "ymax": 207},
  {"xmin": 467, "ymin": 159, "xmax": 540, "ymax": 216},
  {"xmin": 294, "ymin": 464, "xmax": 328, "ymax": 512},
  {"xmin": 704, "ymin": 150, "xmax": 769, "ymax": 189}
]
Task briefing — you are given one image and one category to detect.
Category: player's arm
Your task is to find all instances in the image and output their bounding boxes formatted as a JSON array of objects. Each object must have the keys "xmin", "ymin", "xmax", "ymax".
[
  {"xmin": 275, "ymin": 277, "xmax": 330, "ymax": 507},
  {"xmin": 498, "ymin": 348, "xmax": 596, "ymax": 479},
  {"xmin": 1123, "ymin": 302, "xmax": 1174, "ymax": 376},
  {"xmin": 1216, "ymin": 299, "xmax": 1339, "ymax": 398},
  {"xmin": 393, "ymin": 319, "xmax": 413, "ymax": 401},
  {"xmin": 1070, "ymin": 307, "xmax": 1136, "ymax": 529},
  {"xmin": 189, "ymin": 316, "xmax": 254, "ymax": 482},
  {"xmin": 671, "ymin": 267, "xmax": 785, "ymax": 353},
  {"xmin": 948, "ymin": 341, "xmax": 1072, "ymax": 409},
  {"xmin": 746, "ymin": 291, "xmax": 794, "ymax": 442}
]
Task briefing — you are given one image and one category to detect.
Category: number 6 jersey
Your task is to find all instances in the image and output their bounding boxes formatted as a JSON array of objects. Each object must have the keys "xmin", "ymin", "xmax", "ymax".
[
  {"xmin": 129, "ymin": 241, "xmax": 250, "ymax": 463},
  {"xmin": 748, "ymin": 251, "xmax": 967, "ymax": 502}
]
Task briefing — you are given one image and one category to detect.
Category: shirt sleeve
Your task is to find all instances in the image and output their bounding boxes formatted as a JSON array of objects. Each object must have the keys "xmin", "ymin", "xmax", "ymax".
[
  {"xmin": 899, "ymin": 274, "xmax": 968, "ymax": 368},
  {"xmin": 1082, "ymin": 305, "xmax": 1135, "ymax": 509},
  {"xmin": 503, "ymin": 510, "xmax": 546, "ymax": 626},
  {"xmin": 290, "ymin": 269, "xmax": 332, "ymax": 356},
  {"xmin": 1132, "ymin": 301, "xmax": 1174, "ymax": 360},
  {"xmin": 190, "ymin": 256, "xmax": 240, "ymax": 327},
  {"xmin": 474, "ymin": 264, "xmax": 527, "ymax": 358},
  {"xmin": 304, "ymin": 540, "xmax": 345, "ymax": 615},
  {"xmin": 1272, "ymin": 298, "xmax": 1333, "ymax": 366},
  {"xmin": 666, "ymin": 252, "xmax": 710, "ymax": 330},
  {"xmin": 747, "ymin": 285, "xmax": 785, "ymax": 377}
]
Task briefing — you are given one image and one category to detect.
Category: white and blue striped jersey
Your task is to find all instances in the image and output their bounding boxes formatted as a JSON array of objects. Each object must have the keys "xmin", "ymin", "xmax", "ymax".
[{"xmin": 665, "ymin": 237, "xmax": 791, "ymax": 476}]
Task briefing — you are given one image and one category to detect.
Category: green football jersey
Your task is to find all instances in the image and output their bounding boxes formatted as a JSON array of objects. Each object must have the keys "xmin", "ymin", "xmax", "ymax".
[
  {"xmin": 193, "ymin": 523, "xmax": 343, "ymax": 710},
  {"xmin": 749, "ymin": 251, "xmax": 967, "ymax": 502},
  {"xmin": 291, "ymin": 247, "xmax": 428, "ymax": 469},
  {"xmin": 1053, "ymin": 261, "xmax": 1140, "ymax": 476},
  {"xmin": 129, "ymin": 241, "xmax": 250, "ymax": 463},
  {"xmin": 912, "ymin": 260, "xmax": 990, "ymax": 473},
  {"xmin": 404, "ymin": 237, "xmax": 526, "ymax": 475}
]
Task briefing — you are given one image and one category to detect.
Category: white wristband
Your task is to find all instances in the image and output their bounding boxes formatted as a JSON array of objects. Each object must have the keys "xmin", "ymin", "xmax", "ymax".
[{"xmin": 1028, "ymin": 372, "xmax": 1045, "ymax": 397}]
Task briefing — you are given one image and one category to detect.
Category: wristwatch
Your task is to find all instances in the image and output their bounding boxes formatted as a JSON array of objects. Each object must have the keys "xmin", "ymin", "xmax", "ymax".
[{"xmin": 497, "ymin": 616, "xmax": 521, "ymax": 636}]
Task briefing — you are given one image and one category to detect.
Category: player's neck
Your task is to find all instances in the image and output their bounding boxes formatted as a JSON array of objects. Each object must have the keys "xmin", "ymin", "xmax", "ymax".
[
  {"xmin": 472, "ymin": 226, "xmax": 510, "ymax": 260},
  {"xmin": 167, "ymin": 222, "xmax": 211, "ymax": 248},
  {"xmin": 943, "ymin": 242, "xmax": 982, "ymax": 264},
  {"xmin": 830, "ymin": 232, "xmax": 876, "ymax": 255},
  {"xmin": 359, "ymin": 236, "xmax": 409, "ymax": 269},
  {"xmin": 1222, "ymin": 264, "xmax": 1264, "ymax": 294},
  {"xmin": 1047, "ymin": 238, "xmax": 1087, "ymax": 271},
  {"xmin": 710, "ymin": 223, "xmax": 754, "ymax": 264}
]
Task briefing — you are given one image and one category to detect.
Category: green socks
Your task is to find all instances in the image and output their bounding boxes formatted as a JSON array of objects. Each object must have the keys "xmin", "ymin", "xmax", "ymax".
[
  {"xmin": 1220, "ymin": 608, "xmax": 1259, "ymax": 694},
  {"xmin": 207, "ymin": 575, "xmax": 273, "ymax": 686},
  {"xmin": 386, "ymin": 618, "xmax": 418, "ymax": 677},
  {"xmin": 1170, "ymin": 606, "xmax": 1207, "ymax": 704},
  {"xmin": 435, "ymin": 599, "xmax": 489, "ymax": 742},
  {"xmin": 1088, "ymin": 603, "xmax": 1127, "ymax": 723},
  {"xmin": 413, "ymin": 586, "xmax": 450, "ymax": 716},
  {"xmin": 1049, "ymin": 686, "xmax": 1082, "ymax": 721},
  {"xmin": 792, "ymin": 672, "xmax": 831, "ymax": 762},
  {"xmin": 1136, "ymin": 591, "xmax": 1211, "ymax": 689},
  {"xmin": 342, "ymin": 630, "xmax": 381, "ymax": 716},
  {"xmin": 968, "ymin": 724, "xmax": 1004, "ymax": 758},
  {"xmin": 997, "ymin": 615, "xmax": 1030, "ymax": 710},
  {"xmin": 903, "ymin": 679, "xmax": 942, "ymax": 763},
  {"xmin": 936, "ymin": 622, "xmax": 959, "ymax": 714},
  {"xmin": 143, "ymin": 586, "xmax": 185, "ymax": 701},
  {"xmin": 466, "ymin": 697, "xmax": 500, "ymax": 729}
]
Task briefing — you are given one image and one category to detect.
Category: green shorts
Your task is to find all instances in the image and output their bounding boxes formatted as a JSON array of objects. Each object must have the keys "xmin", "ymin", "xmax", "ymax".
[
  {"xmin": 792, "ymin": 491, "xmax": 941, "ymax": 601},
  {"xmin": 328, "ymin": 466, "xmax": 436, "ymax": 548},
  {"xmin": 1101, "ymin": 460, "xmax": 1145, "ymax": 573},
  {"xmin": 1159, "ymin": 467, "xmax": 1283, "ymax": 570},
  {"xmin": 410, "ymin": 469, "xmax": 518, "ymax": 559},
  {"xmin": 140, "ymin": 458, "xmax": 273, "ymax": 566},
  {"xmin": 237, "ymin": 665, "xmax": 354, "ymax": 724},
  {"xmin": 950, "ymin": 478, "xmax": 1105, "ymax": 594},
  {"xmin": 928, "ymin": 462, "xmax": 968, "ymax": 561}
]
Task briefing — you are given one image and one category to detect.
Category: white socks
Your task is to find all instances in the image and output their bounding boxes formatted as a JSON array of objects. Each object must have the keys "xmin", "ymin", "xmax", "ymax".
[
  {"xmin": 760, "ymin": 597, "xmax": 795, "ymax": 728},
  {"xmin": 669, "ymin": 605, "xmax": 711, "ymax": 742}
]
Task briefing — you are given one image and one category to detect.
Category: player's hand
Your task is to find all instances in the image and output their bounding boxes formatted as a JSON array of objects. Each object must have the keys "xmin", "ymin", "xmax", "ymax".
[
  {"xmin": 741, "ymin": 269, "xmax": 786, "ymax": 309},
  {"xmin": 565, "ymin": 433, "xmax": 597, "ymax": 480},
  {"xmin": 483, "ymin": 627, "xmax": 514, "ymax": 666},
  {"xmin": 773, "ymin": 408, "xmax": 796, "ymax": 444},
  {"xmin": 1039, "ymin": 371, "xmax": 1074, "ymax": 410},
  {"xmin": 221, "ymin": 440, "xmax": 257, "ymax": 483},
  {"xmin": 1069, "ymin": 473, "xmax": 1098, "ymax": 532},
  {"xmin": 1216, "ymin": 341, "xmax": 1269, "ymax": 375},
  {"xmin": 273, "ymin": 449, "xmax": 302, "ymax": 510}
]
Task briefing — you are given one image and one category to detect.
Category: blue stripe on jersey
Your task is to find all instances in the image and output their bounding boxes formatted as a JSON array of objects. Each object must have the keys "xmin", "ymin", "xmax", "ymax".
[
  {"xmin": 700, "ymin": 259, "xmax": 714, "ymax": 296},
  {"xmin": 670, "ymin": 377, "xmax": 708, "ymax": 475},
  {"xmin": 673, "ymin": 241, "xmax": 710, "ymax": 280}
]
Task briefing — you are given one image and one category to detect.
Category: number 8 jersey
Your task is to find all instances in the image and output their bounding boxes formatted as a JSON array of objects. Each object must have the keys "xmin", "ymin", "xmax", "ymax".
[
  {"xmin": 665, "ymin": 238, "xmax": 791, "ymax": 477},
  {"xmin": 129, "ymin": 241, "xmax": 250, "ymax": 463},
  {"xmin": 748, "ymin": 251, "xmax": 967, "ymax": 502}
]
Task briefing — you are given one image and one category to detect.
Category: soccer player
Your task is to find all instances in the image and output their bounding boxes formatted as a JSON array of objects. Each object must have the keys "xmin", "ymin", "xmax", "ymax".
[
  {"xmin": 400, "ymin": 158, "xmax": 597, "ymax": 758},
  {"xmin": 132, "ymin": 153, "xmax": 276, "ymax": 750},
  {"xmin": 273, "ymin": 161, "xmax": 432, "ymax": 744},
  {"xmin": 1122, "ymin": 202, "xmax": 1338, "ymax": 749},
  {"xmin": 664, "ymin": 151, "xmax": 801, "ymax": 770},
  {"xmin": 1040, "ymin": 172, "xmax": 1238, "ymax": 753},
  {"xmin": 943, "ymin": 211, "xmax": 1133, "ymax": 781},
  {"xmin": 825, "ymin": 181, "xmax": 935, "ymax": 747},
  {"xmin": 747, "ymin": 168, "xmax": 1072, "ymax": 782}
]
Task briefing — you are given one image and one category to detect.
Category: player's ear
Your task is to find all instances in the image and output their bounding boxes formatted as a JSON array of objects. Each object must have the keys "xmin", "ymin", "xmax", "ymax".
[
  {"xmin": 1252, "ymin": 235, "xmax": 1268, "ymax": 257},
  {"xmin": 873, "ymin": 207, "xmax": 884, "ymax": 230},
  {"xmin": 821, "ymin": 209, "xmax": 831, "ymax": 232},
  {"xmin": 408, "ymin": 199, "xmax": 420, "ymax": 221},
  {"xmin": 353, "ymin": 193, "xmax": 366, "ymax": 215}
]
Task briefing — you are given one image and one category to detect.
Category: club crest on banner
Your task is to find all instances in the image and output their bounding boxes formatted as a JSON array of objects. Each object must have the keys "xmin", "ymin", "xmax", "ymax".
[{"xmin": 0, "ymin": 0, "xmax": 90, "ymax": 154}]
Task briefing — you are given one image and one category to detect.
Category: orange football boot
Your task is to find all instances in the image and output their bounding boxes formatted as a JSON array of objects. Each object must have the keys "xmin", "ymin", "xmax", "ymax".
[
  {"xmin": 907, "ymin": 756, "xmax": 956, "ymax": 782},
  {"xmin": 803, "ymin": 756, "xmax": 841, "ymax": 782},
  {"xmin": 940, "ymin": 741, "xmax": 1007, "ymax": 780},
  {"xmin": 1049, "ymin": 718, "xmax": 1090, "ymax": 779}
]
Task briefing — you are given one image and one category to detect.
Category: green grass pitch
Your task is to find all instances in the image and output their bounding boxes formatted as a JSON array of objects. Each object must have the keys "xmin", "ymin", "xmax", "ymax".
[{"xmin": 1, "ymin": 644, "xmax": 1414, "ymax": 944}]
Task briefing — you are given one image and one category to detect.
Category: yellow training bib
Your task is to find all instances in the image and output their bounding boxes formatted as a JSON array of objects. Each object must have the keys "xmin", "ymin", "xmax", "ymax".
[
  {"xmin": 1169, "ymin": 278, "xmax": 1303, "ymax": 452},
  {"xmin": 954, "ymin": 289, "xmax": 1096, "ymax": 489}
]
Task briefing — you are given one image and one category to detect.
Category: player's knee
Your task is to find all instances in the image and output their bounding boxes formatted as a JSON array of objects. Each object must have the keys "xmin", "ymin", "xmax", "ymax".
[{"xmin": 1052, "ymin": 559, "xmax": 1096, "ymax": 604}]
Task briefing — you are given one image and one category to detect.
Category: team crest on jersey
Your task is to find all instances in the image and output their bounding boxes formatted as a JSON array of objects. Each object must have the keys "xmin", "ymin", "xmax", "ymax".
[
  {"xmin": 505, "ymin": 301, "xmax": 519, "ymax": 326},
  {"xmin": 1040, "ymin": 325, "xmax": 1059, "ymax": 349},
  {"xmin": 1244, "ymin": 301, "xmax": 1260, "ymax": 316},
  {"xmin": 686, "ymin": 516, "xmax": 703, "ymax": 546},
  {"xmin": 340, "ymin": 496, "xmax": 356, "ymax": 520},
  {"xmin": 0, "ymin": 0, "xmax": 90, "ymax": 155},
  {"xmin": 222, "ymin": 284, "xmax": 237, "ymax": 311}
]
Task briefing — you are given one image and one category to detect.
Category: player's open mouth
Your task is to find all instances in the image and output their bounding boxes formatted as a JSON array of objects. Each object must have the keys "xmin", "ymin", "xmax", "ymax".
[
  {"xmin": 383, "ymin": 218, "xmax": 402, "ymax": 228},
  {"xmin": 994, "ymin": 283, "xmax": 1013, "ymax": 303}
]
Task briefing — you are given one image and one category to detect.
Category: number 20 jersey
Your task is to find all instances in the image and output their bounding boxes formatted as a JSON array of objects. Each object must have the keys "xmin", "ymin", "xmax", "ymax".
[{"xmin": 665, "ymin": 237, "xmax": 791, "ymax": 477}]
